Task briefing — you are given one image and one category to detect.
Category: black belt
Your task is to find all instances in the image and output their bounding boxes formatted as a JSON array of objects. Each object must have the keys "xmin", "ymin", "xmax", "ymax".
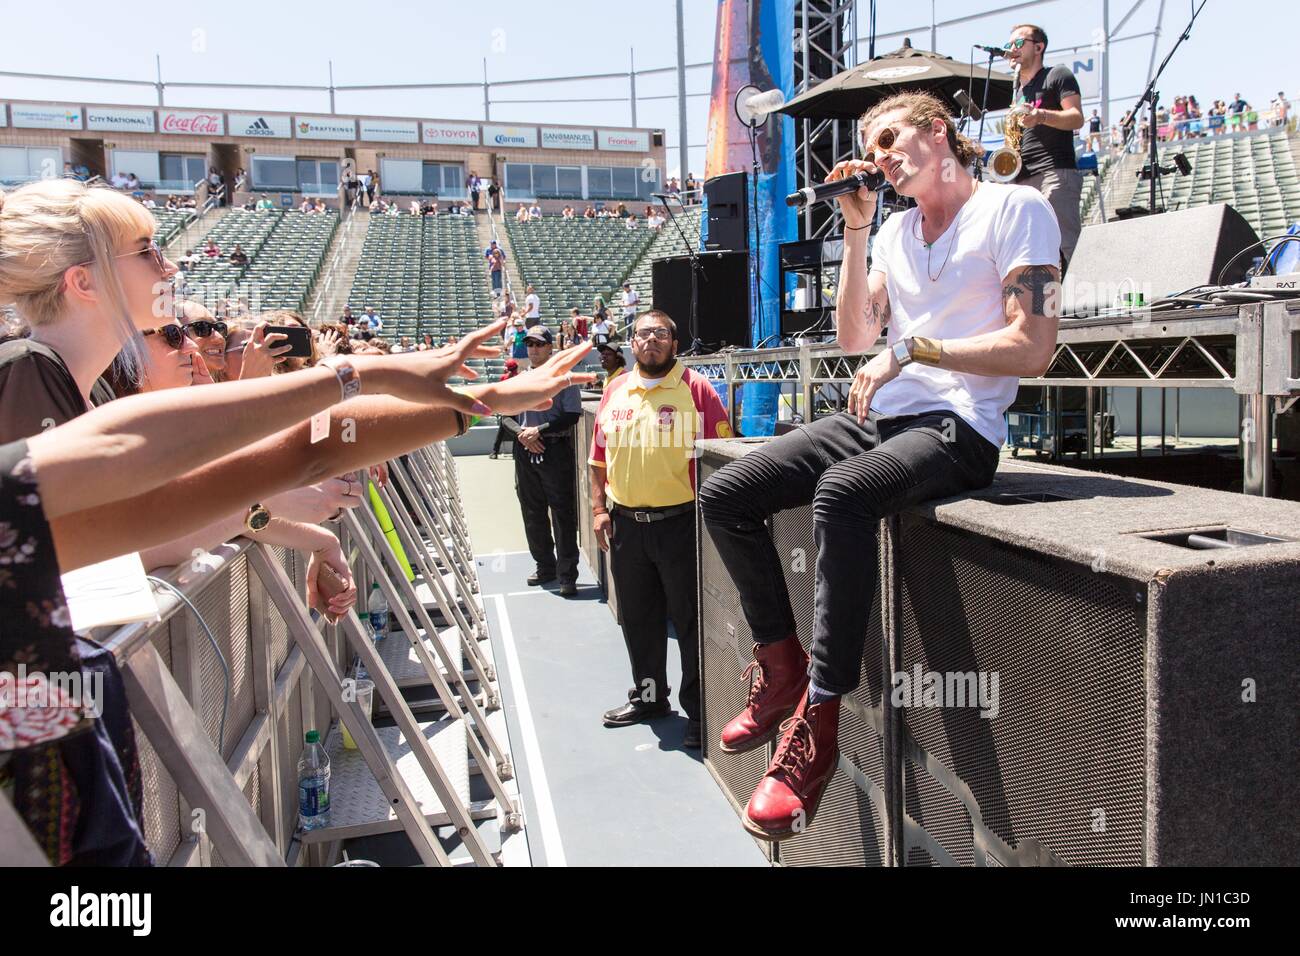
[{"xmin": 610, "ymin": 502, "xmax": 695, "ymax": 523}]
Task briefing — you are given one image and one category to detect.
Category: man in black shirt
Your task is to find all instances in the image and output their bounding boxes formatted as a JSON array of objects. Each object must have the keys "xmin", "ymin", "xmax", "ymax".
[{"xmin": 1006, "ymin": 23, "xmax": 1085, "ymax": 269}]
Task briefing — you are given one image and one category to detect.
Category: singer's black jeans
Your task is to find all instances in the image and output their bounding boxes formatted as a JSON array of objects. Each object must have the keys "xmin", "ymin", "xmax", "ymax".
[{"xmin": 699, "ymin": 410, "xmax": 1000, "ymax": 694}]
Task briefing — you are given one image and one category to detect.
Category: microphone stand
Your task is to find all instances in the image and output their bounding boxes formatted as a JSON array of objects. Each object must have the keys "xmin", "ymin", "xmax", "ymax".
[
  {"xmin": 972, "ymin": 46, "xmax": 999, "ymax": 179},
  {"xmin": 1125, "ymin": 0, "xmax": 1206, "ymax": 215},
  {"xmin": 657, "ymin": 193, "xmax": 704, "ymax": 354}
]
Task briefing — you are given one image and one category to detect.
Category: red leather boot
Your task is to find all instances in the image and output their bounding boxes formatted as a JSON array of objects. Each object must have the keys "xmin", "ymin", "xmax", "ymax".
[
  {"xmin": 718, "ymin": 635, "xmax": 810, "ymax": 753},
  {"xmin": 742, "ymin": 694, "xmax": 840, "ymax": 841}
]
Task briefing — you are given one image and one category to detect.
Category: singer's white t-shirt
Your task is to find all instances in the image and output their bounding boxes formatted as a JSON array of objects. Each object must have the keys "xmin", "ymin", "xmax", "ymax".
[{"xmin": 868, "ymin": 181, "xmax": 1061, "ymax": 448}]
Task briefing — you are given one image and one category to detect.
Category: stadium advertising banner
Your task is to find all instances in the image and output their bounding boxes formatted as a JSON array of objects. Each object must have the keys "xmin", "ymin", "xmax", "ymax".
[
  {"xmin": 296, "ymin": 116, "xmax": 357, "ymax": 140},
  {"xmin": 159, "ymin": 110, "xmax": 224, "ymax": 135},
  {"xmin": 87, "ymin": 108, "xmax": 156, "ymax": 133},
  {"xmin": 483, "ymin": 124, "xmax": 538, "ymax": 149},
  {"xmin": 230, "ymin": 113, "xmax": 293, "ymax": 138},
  {"xmin": 541, "ymin": 127, "xmax": 595, "ymax": 150},
  {"xmin": 360, "ymin": 119, "xmax": 419, "ymax": 143},
  {"xmin": 1045, "ymin": 50, "xmax": 1102, "ymax": 100},
  {"xmin": 597, "ymin": 129, "xmax": 650, "ymax": 152},
  {"xmin": 0, "ymin": 106, "xmax": 8, "ymax": 128},
  {"xmin": 422, "ymin": 121, "xmax": 480, "ymax": 146},
  {"xmin": 12, "ymin": 104, "xmax": 82, "ymax": 130}
]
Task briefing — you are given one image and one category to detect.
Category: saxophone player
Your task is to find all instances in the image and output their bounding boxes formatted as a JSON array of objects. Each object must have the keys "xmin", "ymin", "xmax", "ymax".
[{"xmin": 1004, "ymin": 23, "xmax": 1086, "ymax": 270}]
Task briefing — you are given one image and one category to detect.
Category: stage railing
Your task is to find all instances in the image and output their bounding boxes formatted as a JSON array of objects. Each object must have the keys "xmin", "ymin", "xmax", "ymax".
[{"xmin": 2, "ymin": 443, "xmax": 525, "ymax": 867}]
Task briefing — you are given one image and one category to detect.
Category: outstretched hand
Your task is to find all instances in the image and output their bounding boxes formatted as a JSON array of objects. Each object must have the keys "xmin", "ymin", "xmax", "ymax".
[{"xmin": 480, "ymin": 341, "xmax": 597, "ymax": 415}]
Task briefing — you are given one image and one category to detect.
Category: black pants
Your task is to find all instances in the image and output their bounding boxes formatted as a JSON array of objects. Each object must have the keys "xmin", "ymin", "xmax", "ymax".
[
  {"xmin": 492, "ymin": 418, "xmax": 513, "ymax": 455},
  {"xmin": 514, "ymin": 437, "xmax": 579, "ymax": 583},
  {"xmin": 699, "ymin": 411, "xmax": 1000, "ymax": 695},
  {"xmin": 609, "ymin": 509, "xmax": 700, "ymax": 721}
]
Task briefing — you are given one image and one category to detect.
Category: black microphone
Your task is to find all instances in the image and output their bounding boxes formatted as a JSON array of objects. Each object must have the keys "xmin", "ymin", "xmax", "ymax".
[
  {"xmin": 785, "ymin": 170, "xmax": 885, "ymax": 208},
  {"xmin": 974, "ymin": 43, "xmax": 1008, "ymax": 58}
]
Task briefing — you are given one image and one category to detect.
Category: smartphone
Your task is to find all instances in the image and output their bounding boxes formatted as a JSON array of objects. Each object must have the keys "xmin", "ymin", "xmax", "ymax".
[{"xmin": 265, "ymin": 324, "xmax": 313, "ymax": 358}]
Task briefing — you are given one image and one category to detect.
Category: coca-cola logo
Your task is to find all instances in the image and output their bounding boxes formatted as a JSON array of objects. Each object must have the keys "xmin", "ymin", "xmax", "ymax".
[{"xmin": 161, "ymin": 112, "xmax": 222, "ymax": 134}]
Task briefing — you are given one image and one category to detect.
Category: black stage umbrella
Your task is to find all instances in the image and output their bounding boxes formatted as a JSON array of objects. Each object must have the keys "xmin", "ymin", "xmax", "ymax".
[{"xmin": 779, "ymin": 38, "xmax": 1016, "ymax": 122}]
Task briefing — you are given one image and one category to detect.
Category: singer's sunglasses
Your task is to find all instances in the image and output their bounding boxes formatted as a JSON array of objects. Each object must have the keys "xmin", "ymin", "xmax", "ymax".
[
  {"xmin": 863, "ymin": 125, "xmax": 902, "ymax": 158},
  {"xmin": 183, "ymin": 320, "xmax": 228, "ymax": 338},
  {"xmin": 142, "ymin": 323, "xmax": 189, "ymax": 349},
  {"xmin": 1003, "ymin": 37, "xmax": 1030, "ymax": 50}
]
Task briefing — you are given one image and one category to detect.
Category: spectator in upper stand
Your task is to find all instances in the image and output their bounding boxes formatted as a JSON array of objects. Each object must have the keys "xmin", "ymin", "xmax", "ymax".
[
  {"xmin": 234, "ymin": 167, "xmax": 247, "ymax": 191},
  {"xmin": 1229, "ymin": 92, "xmax": 1248, "ymax": 132},
  {"xmin": 1086, "ymin": 109, "xmax": 1103, "ymax": 152},
  {"xmin": 1273, "ymin": 92, "xmax": 1291, "ymax": 128},
  {"xmin": 256, "ymin": 193, "xmax": 275, "ymax": 211},
  {"xmin": 207, "ymin": 166, "xmax": 225, "ymax": 205},
  {"xmin": 591, "ymin": 294, "xmax": 611, "ymax": 336},
  {"xmin": 110, "ymin": 170, "xmax": 129, "ymax": 189},
  {"xmin": 591, "ymin": 305, "xmax": 614, "ymax": 346},
  {"xmin": 177, "ymin": 248, "xmax": 199, "ymax": 271},
  {"xmin": 515, "ymin": 203, "xmax": 531, "ymax": 223},
  {"xmin": 562, "ymin": 205, "xmax": 575, "ymax": 219},
  {"xmin": 488, "ymin": 246, "xmax": 506, "ymax": 298},
  {"xmin": 395, "ymin": 336, "xmax": 413, "ymax": 353},
  {"xmin": 363, "ymin": 306, "xmax": 383, "ymax": 335},
  {"xmin": 124, "ymin": 173, "xmax": 141, "ymax": 191},
  {"xmin": 313, "ymin": 198, "xmax": 328, "ymax": 213},
  {"xmin": 524, "ymin": 284, "xmax": 542, "ymax": 328},
  {"xmin": 484, "ymin": 239, "xmax": 504, "ymax": 261},
  {"xmin": 624, "ymin": 214, "xmax": 638, "ymax": 230},
  {"xmin": 685, "ymin": 174, "xmax": 699, "ymax": 196},
  {"xmin": 498, "ymin": 290, "xmax": 516, "ymax": 320},
  {"xmin": 343, "ymin": 171, "xmax": 359, "ymax": 207},
  {"xmin": 469, "ymin": 173, "xmax": 482, "ymax": 210},
  {"xmin": 299, "ymin": 197, "xmax": 314, "ymax": 213},
  {"xmin": 615, "ymin": 202, "xmax": 629, "ymax": 218},
  {"xmin": 528, "ymin": 202, "xmax": 542, "ymax": 219},
  {"xmin": 620, "ymin": 281, "xmax": 639, "ymax": 324},
  {"xmin": 509, "ymin": 317, "xmax": 529, "ymax": 368},
  {"xmin": 203, "ymin": 238, "xmax": 221, "ymax": 258},
  {"xmin": 365, "ymin": 169, "xmax": 379, "ymax": 205},
  {"xmin": 165, "ymin": 194, "xmax": 181, "ymax": 209},
  {"xmin": 1246, "ymin": 103, "xmax": 1260, "ymax": 131},
  {"xmin": 570, "ymin": 307, "xmax": 588, "ymax": 342},
  {"xmin": 340, "ymin": 305, "xmax": 356, "ymax": 328},
  {"xmin": 228, "ymin": 243, "xmax": 249, "ymax": 267},
  {"xmin": 558, "ymin": 319, "xmax": 576, "ymax": 350},
  {"xmin": 583, "ymin": 204, "xmax": 596, "ymax": 219},
  {"xmin": 488, "ymin": 176, "xmax": 502, "ymax": 212},
  {"xmin": 386, "ymin": 201, "xmax": 399, "ymax": 217},
  {"xmin": 140, "ymin": 195, "xmax": 157, "ymax": 209}
]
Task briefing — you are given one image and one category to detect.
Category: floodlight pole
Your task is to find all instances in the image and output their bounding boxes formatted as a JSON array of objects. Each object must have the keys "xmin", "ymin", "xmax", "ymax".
[{"xmin": 676, "ymin": 0, "xmax": 689, "ymax": 184}]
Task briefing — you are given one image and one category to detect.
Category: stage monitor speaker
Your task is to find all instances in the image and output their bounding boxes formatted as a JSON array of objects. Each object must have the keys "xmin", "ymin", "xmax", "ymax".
[
  {"xmin": 704, "ymin": 171, "xmax": 749, "ymax": 252},
  {"xmin": 698, "ymin": 439, "xmax": 889, "ymax": 866},
  {"xmin": 652, "ymin": 251, "xmax": 751, "ymax": 349},
  {"xmin": 652, "ymin": 130, "xmax": 665, "ymax": 147},
  {"xmin": 696, "ymin": 438, "xmax": 1300, "ymax": 866},
  {"xmin": 1063, "ymin": 203, "xmax": 1259, "ymax": 316}
]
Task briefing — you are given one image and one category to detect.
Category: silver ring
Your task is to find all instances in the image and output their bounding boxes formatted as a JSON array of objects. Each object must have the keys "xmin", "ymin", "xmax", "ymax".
[{"xmin": 565, "ymin": 372, "xmax": 573, "ymax": 386}]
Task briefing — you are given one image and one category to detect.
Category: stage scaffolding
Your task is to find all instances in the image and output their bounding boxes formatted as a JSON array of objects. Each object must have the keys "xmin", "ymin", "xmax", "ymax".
[{"xmin": 679, "ymin": 301, "xmax": 1300, "ymax": 498}]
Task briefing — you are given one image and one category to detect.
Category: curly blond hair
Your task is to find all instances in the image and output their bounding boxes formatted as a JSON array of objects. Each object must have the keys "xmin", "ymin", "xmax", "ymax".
[{"xmin": 859, "ymin": 91, "xmax": 982, "ymax": 169}]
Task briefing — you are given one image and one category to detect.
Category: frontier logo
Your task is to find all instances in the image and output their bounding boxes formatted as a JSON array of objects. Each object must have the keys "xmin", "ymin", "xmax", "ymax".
[{"xmin": 50, "ymin": 886, "xmax": 151, "ymax": 936}]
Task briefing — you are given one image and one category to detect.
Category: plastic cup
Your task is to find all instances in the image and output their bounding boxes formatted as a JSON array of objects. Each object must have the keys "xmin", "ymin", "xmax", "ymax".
[{"xmin": 341, "ymin": 679, "xmax": 375, "ymax": 750}]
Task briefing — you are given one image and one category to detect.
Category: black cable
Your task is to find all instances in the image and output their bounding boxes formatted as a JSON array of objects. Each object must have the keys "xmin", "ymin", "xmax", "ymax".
[{"xmin": 1217, "ymin": 233, "xmax": 1300, "ymax": 285}]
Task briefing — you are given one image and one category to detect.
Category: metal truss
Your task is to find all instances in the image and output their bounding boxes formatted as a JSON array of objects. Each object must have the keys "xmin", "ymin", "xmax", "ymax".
[{"xmin": 795, "ymin": 0, "xmax": 859, "ymax": 240}]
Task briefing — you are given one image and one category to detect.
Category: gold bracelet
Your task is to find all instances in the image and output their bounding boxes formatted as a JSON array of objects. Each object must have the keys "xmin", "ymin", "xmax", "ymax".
[{"xmin": 911, "ymin": 336, "xmax": 943, "ymax": 366}]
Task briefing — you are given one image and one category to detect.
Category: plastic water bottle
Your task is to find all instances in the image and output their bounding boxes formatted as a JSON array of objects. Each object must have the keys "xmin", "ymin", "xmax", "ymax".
[
  {"xmin": 298, "ymin": 730, "xmax": 331, "ymax": 831},
  {"xmin": 367, "ymin": 582, "xmax": 389, "ymax": 643}
]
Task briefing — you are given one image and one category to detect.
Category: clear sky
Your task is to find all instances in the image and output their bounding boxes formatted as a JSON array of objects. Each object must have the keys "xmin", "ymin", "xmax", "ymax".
[{"xmin": 1, "ymin": 1, "xmax": 1289, "ymax": 177}]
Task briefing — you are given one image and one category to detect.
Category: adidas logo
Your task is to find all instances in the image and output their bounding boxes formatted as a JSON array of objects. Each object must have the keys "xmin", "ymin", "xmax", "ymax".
[{"xmin": 247, "ymin": 117, "xmax": 275, "ymax": 135}]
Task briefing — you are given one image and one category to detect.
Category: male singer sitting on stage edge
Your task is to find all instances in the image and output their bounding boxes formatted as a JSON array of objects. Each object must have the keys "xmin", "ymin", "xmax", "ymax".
[{"xmin": 699, "ymin": 90, "xmax": 1062, "ymax": 841}]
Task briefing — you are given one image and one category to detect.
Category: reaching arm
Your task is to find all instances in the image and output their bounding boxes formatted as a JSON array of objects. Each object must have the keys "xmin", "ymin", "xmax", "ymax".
[
  {"xmin": 930, "ymin": 264, "xmax": 1061, "ymax": 377},
  {"xmin": 47, "ymin": 346, "xmax": 595, "ymax": 571},
  {"xmin": 27, "ymin": 324, "xmax": 509, "ymax": 519},
  {"xmin": 1029, "ymin": 92, "xmax": 1085, "ymax": 132}
]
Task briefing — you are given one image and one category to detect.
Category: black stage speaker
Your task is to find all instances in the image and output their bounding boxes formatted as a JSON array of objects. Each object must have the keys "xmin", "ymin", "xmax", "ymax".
[
  {"xmin": 704, "ymin": 170, "xmax": 749, "ymax": 252},
  {"xmin": 652, "ymin": 251, "xmax": 751, "ymax": 349},
  {"xmin": 696, "ymin": 438, "xmax": 1299, "ymax": 866},
  {"xmin": 1064, "ymin": 203, "xmax": 1259, "ymax": 316},
  {"xmin": 698, "ymin": 439, "xmax": 889, "ymax": 866}
]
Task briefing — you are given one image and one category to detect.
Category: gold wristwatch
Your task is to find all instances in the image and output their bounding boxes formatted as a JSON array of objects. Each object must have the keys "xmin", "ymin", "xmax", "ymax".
[{"xmin": 245, "ymin": 503, "xmax": 271, "ymax": 533}]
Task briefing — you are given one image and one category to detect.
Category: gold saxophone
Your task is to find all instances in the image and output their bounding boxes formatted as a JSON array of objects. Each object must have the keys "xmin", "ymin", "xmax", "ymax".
[{"xmin": 988, "ymin": 86, "xmax": 1028, "ymax": 182}]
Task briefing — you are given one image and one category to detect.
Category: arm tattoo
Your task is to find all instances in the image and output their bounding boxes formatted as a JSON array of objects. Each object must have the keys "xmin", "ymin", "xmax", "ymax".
[
  {"xmin": 867, "ymin": 297, "xmax": 891, "ymax": 329},
  {"xmin": 1019, "ymin": 265, "xmax": 1058, "ymax": 315},
  {"xmin": 1004, "ymin": 266, "xmax": 1059, "ymax": 316}
]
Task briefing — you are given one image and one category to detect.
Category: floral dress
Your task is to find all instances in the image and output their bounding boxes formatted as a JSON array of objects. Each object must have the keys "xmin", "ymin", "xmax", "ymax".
[{"xmin": 0, "ymin": 439, "xmax": 150, "ymax": 865}]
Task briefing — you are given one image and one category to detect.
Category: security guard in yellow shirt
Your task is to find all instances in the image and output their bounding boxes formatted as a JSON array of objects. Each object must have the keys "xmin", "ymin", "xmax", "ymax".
[{"xmin": 588, "ymin": 310, "xmax": 732, "ymax": 748}]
